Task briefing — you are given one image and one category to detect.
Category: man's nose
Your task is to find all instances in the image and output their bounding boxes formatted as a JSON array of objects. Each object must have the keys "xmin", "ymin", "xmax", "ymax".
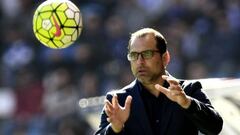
[{"xmin": 136, "ymin": 54, "xmax": 145, "ymax": 64}]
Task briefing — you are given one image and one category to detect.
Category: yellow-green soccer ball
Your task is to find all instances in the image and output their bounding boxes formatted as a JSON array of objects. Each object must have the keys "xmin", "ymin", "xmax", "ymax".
[{"xmin": 33, "ymin": 0, "xmax": 82, "ymax": 49}]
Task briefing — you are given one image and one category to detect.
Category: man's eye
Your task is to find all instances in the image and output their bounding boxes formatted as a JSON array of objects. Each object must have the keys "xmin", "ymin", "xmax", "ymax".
[
  {"xmin": 143, "ymin": 51, "xmax": 152, "ymax": 57},
  {"xmin": 131, "ymin": 53, "xmax": 138, "ymax": 57}
]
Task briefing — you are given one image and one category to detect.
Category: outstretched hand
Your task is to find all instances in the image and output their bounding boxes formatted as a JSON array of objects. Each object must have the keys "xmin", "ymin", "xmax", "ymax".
[
  {"xmin": 155, "ymin": 75, "xmax": 191, "ymax": 109},
  {"xmin": 104, "ymin": 94, "xmax": 132, "ymax": 133}
]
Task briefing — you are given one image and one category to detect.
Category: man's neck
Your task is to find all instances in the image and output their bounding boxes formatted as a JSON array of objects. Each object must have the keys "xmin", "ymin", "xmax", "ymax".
[{"xmin": 142, "ymin": 79, "xmax": 165, "ymax": 97}]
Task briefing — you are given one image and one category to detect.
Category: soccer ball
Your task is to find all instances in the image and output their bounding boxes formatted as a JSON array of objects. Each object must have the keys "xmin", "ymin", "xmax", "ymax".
[{"xmin": 33, "ymin": 0, "xmax": 82, "ymax": 49}]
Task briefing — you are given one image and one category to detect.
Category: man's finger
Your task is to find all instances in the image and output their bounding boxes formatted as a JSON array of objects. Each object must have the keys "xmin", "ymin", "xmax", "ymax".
[
  {"xmin": 168, "ymin": 84, "xmax": 181, "ymax": 91},
  {"xmin": 105, "ymin": 105, "xmax": 112, "ymax": 116},
  {"xmin": 170, "ymin": 90, "xmax": 182, "ymax": 96},
  {"xmin": 155, "ymin": 84, "xmax": 170, "ymax": 95},
  {"xmin": 105, "ymin": 100, "xmax": 114, "ymax": 111},
  {"xmin": 162, "ymin": 75, "xmax": 179, "ymax": 85},
  {"xmin": 124, "ymin": 96, "xmax": 132, "ymax": 111},
  {"xmin": 112, "ymin": 94, "xmax": 119, "ymax": 109}
]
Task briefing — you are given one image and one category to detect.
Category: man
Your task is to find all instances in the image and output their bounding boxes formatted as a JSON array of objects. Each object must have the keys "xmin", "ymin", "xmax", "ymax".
[{"xmin": 95, "ymin": 28, "xmax": 223, "ymax": 135}]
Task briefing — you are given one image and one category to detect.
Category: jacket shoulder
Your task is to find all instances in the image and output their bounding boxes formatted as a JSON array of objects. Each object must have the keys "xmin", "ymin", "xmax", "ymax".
[
  {"xmin": 180, "ymin": 80, "xmax": 203, "ymax": 95},
  {"xmin": 180, "ymin": 80, "xmax": 202, "ymax": 89},
  {"xmin": 106, "ymin": 80, "xmax": 136, "ymax": 96}
]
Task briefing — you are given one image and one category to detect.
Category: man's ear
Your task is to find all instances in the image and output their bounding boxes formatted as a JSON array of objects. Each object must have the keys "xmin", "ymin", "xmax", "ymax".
[{"xmin": 162, "ymin": 51, "xmax": 170, "ymax": 68}]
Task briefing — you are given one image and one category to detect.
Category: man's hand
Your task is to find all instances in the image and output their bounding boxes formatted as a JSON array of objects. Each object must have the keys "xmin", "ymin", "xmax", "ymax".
[
  {"xmin": 105, "ymin": 94, "xmax": 132, "ymax": 133},
  {"xmin": 155, "ymin": 75, "xmax": 191, "ymax": 109}
]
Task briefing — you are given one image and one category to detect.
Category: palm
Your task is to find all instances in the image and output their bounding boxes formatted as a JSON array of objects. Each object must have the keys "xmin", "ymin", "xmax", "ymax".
[
  {"xmin": 110, "ymin": 104, "xmax": 130, "ymax": 125},
  {"xmin": 105, "ymin": 95, "xmax": 132, "ymax": 132}
]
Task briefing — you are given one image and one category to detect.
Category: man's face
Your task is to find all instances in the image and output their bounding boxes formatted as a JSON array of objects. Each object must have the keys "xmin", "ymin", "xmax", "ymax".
[{"xmin": 129, "ymin": 34, "xmax": 166, "ymax": 85}]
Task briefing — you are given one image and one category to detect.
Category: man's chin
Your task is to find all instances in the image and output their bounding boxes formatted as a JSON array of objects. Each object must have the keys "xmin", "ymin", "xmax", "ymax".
[{"xmin": 137, "ymin": 77, "xmax": 151, "ymax": 85}]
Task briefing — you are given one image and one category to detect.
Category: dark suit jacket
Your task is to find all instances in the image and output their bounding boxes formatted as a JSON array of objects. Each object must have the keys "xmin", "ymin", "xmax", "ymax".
[{"xmin": 95, "ymin": 79, "xmax": 223, "ymax": 135}]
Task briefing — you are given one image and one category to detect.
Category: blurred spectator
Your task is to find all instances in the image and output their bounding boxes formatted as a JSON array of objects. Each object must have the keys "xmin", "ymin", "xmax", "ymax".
[
  {"xmin": 1, "ymin": 67, "xmax": 45, "ymax": 135},
  {"xmin": 186, "ymin": 61, "xmax": 209, "ymax": 79},
  {"xmin": 58, "ymin": 114, "xmax": 94, "ymax": 135},
  {"xmin": 114, "ymin": 0, "xmax": 148, "ymax": 31},
  {"xmin": 226, "ymin": 0, "xmax": 240, "ymax": 31},
  {"xmin": 42, "ymin": 67, "xmax": 79, "ymax": 134},
  {"xmin": 0, "ymin": 0, "xmax": 21, "ymax": 19},
  {"xmin": 0, "ymin": 88, "xmax": 15, "ymax": 118},
  {"xmin": 77, "ymin": 71, "xmax": 100, "ymax": 97},
  {"xmin": 1, "ymin": 26, "xmax": 34, "ymax": 87},
  {"xmin": 104, "ymin": 15, "xmax": 128, "ymax": 62}
]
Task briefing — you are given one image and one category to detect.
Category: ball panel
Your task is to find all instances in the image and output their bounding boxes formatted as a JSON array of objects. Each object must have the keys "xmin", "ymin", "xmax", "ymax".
[
  {"xmin": 35, "ymin": 32, "xmax": 50, "ymax": 45},
  {"xmin": 65, "ymin": 9, "xmax": 75, "ymax": 18},
  {"xmin": 39, "ymin": 4, "xmax": 53, "ymax": 12},
  {"xmin": 51, "ymin": 2, "xmax": 62, "ymax": 10},
  {"xmin": 47, "ymin": 41, "xmax": 59, "ymax": 49},
  {"xmin": 38, "ymin": 29, "xmax": 51, "ymax": 38},
  {"xmin": 74, "ymin": 12, "xmax": 80, "ymax": 25},
  {"xmin": 57, "ymin": 3, "xmax": 68, "ymax": 11},
  {"xmin": 72, "ymin": 30, "xmax": 78, "ymax": 41},
  {"xmin": 63, "ymin": 27, "xmax": 75, "ymax": 35},
  {"xmin": 64, "ymin": 19, "xmax": 77, "ymax": 27},
  {"xmin": 42, "ymin": 19, "xmax": 52, "ymax": 30},
  {"xmin": 56, "ymin": 11, "xmax": 67, "ymax": 24},
  {"xmin": 40, "ymin": 12, "xmax": 52, "ymax": 19},
  {"xmin": 62, "ymin": 35, "xmax": 71, "ymax": 43},
  {"xmin": 36, "ymin": 18, "xmax": 43, "ymax": 30},
  {"xmin": 66, "ymin": 1, "xmax": 79, "ymax": 12},
  {"xmin": 53, "ymin": 40, "xmax": 64, "ymax": 47}
]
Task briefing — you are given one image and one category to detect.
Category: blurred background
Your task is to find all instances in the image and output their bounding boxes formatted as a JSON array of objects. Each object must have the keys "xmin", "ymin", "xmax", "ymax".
[{"xmin": 0, "ymin": 0, "xmax": 240, "ymax": 135}]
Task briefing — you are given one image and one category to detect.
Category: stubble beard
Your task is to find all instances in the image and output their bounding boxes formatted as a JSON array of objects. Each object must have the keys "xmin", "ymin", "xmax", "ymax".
[{"xmin": 136, "ymin": 72, "xmax": 161, "ymax": 86}]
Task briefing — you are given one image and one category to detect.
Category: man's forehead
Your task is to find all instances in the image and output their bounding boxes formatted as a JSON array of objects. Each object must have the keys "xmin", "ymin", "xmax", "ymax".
[
  {"xmin": 130, "ymin": 34, "xmax": 156, "ymax": 49},
  {"xmin": 132, "ymin": 33, "xmax": 155, "ymax": 41}
]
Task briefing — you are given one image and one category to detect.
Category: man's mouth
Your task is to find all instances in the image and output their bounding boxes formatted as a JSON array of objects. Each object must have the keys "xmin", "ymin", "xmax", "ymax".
[{"xmin": 137, "ymin": 69, "xmax": 148, "ymax": 76}]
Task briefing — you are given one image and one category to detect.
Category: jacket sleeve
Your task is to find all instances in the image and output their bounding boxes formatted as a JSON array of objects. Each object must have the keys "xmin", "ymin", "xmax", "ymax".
[
  {"xmin": 183, "ymin": 81, "xmax": 223, "ymax": 135},
  {"xmin": 94, "ymin": 93, "xmax": 125, "ymax": 135}
]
